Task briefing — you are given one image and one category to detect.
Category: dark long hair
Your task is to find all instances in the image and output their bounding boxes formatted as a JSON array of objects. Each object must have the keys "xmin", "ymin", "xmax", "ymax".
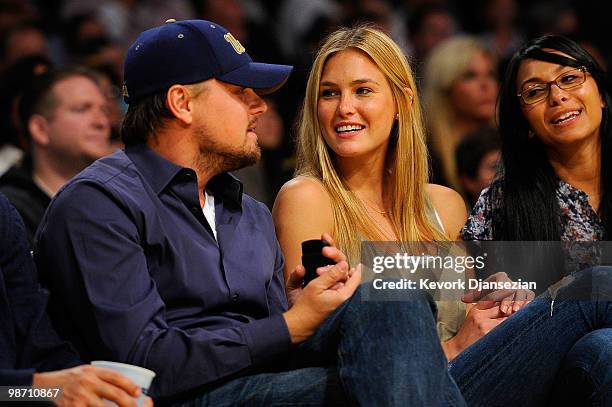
[{"xmin": 495, "ymin": 35, "xmax": 612, "ymax": 240}]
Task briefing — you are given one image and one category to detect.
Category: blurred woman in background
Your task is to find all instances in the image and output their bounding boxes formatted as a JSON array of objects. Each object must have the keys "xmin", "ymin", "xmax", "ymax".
[{"xmin": 423, "ymin": 36, "xmax": 498, "ymax": 192}]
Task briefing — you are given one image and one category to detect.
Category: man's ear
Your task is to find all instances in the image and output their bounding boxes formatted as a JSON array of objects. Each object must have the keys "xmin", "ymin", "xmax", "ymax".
[
  {"xmin": 28, "ymin": 114, "xmax": 50, "ymax": 146},
  {"xmin": 166, "ymin": 85, "xmax": 194, "ymax": 125}
]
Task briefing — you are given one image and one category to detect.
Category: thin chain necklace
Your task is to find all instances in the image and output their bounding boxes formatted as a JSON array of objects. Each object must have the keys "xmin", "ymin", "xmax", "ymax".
[
  {"xmin": 359, "ymin": 196, "xmax": 388, "ymax": 216},
  {"xmin": 356, "ymin": 195, "xmax": 399, "ymax": 240}
]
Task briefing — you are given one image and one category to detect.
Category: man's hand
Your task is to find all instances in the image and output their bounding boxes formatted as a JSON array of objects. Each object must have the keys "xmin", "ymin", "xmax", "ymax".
[
  {"xmin": 461, "ymin": 272, "xmax": 535, "ymax": 315},
  {"xmin": 283, "ymin": 233, "xmax": 362, "ymax": 343},
  {"xmin": 32, "ymin": 365, "xmax": 153, "ymax": 407},
  {"xmin": 285, "ymin": 233, "xmax": 352, "ymax": 307},
  {"xmin": 442, "ymin": 302, "xmax": 506, "ymax": 361}
]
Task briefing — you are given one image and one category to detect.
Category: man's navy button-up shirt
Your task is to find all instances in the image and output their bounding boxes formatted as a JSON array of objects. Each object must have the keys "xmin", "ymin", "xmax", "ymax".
[{"xmin": 34, "ymin": 144, "xmax": 291, "ymax": 399}]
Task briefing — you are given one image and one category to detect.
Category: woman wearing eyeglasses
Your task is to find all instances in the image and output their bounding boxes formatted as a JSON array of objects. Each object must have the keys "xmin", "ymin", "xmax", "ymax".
[
  {"xmin": 462, "ymin": 35, "xmax": 610, "ymax": 242},
  {"xmin": 460, "ymin": 35, "xmax": 612, "ymax": 405}
]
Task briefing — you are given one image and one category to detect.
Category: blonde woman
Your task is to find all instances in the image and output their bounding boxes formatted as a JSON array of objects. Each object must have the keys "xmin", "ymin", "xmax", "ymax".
[
  {"xmin": 272, "ymin": 24, "xmax": 505, "ymax": 361},
  {"xmin": 266, "ymin": 23, "xmax": 475, "ymax": 406},
  {"xmin": 274, "ymin": 27, "xmax": 466, "ymax": 264},
  {"xmin": 422, "ymin": 36, "xmax": 498, "ymax": 191}
]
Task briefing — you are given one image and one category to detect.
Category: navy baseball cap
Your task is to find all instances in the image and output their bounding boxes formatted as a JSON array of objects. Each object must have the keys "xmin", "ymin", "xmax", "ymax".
[{"xmin": 122, "ymin": 19, "xmax": 293, "ymax": 103}]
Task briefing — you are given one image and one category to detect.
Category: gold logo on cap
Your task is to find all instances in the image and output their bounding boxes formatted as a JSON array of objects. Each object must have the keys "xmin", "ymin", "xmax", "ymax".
[{"xmin": 224, "ymin": 33, "xmax": 245, "ymax": 54}]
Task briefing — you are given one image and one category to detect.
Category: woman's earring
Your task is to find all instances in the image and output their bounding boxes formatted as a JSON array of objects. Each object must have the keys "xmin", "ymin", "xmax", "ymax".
[
  {"xmin": 528, "ymin": 130, "xmax": 535, "ymax": 139},
  {"xmin": 395, "ymin": 113, "xmax": 399, "ymax": 120}
]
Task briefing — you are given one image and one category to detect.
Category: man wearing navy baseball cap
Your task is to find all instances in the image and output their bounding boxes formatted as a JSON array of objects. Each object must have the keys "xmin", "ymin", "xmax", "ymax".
[{"xmin": 33, "ymin": 20, "xmax": 442, "ymax": 406}]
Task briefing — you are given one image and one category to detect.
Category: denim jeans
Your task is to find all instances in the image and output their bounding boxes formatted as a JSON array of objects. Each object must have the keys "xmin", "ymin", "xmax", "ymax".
[
  {"xmin": 178, "ymin": 267, "xmax": 612, "ymax": 406},
  {"xmin": 178, "ymin": 286, "xmax": 465, "ymax": 406},
  {"xmin": 549, "ymin": 328, "xmax": 612, "ymax": 405},
  {"xmin": 449, "ymin": 266, "xmax": 612, "ymax": 407}
]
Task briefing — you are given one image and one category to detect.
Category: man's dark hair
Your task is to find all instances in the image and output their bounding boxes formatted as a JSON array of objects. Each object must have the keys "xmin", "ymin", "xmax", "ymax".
[
  {"xmin": 456, "ymin": 127, "xmax": 501, "ymax": 179},
  {"xmin": 18, "ymin": 66, "xmax": 100, "ymax": 142},
  {"xmin": 120, "ymin": 90, "xmax": 174, "ymax": 146}
]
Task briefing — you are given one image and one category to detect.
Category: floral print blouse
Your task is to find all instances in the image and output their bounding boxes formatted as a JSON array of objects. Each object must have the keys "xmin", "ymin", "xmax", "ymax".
[{"xmin": 461, "ymin": 179, "xmax": 604, "ymax": 242}]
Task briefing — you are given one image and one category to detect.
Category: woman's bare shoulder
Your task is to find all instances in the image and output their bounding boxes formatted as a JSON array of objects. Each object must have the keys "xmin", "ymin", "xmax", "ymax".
[
  {"xmin": 273, "ymin": 176, "xmax": 334, "ymax": 227},
  {"xmin": 426, "ymin": 183, "xmax": 468, "ymax": 239},
  {"xmin": 277, "ymin": 176, "xmax": 330, "ymax": 200}
]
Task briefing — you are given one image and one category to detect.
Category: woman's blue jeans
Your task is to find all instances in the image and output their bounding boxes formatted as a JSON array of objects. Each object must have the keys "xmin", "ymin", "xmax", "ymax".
[
  {"xmin": 449, "ymin": 266, "xmax": 612, "ymax": 406},
  {"xmin": 549, "ymin": 328, "xmax": 612, "ymax": 405}
]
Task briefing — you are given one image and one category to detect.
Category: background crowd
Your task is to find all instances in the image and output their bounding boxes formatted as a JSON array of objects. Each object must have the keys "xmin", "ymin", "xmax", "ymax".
[{"xmin": 0, "ymin": 0, "xmax": 609, "ymax": 223}]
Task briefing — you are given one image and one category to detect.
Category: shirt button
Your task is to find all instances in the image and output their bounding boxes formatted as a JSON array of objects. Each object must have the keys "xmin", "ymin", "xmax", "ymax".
[
  {"xmin": 232, "ymin": 293, "xmax": 239, "ymax": 301},
  {"xmin": 191, "ymin": 206, "xmax": 199, "ymax": 214}
]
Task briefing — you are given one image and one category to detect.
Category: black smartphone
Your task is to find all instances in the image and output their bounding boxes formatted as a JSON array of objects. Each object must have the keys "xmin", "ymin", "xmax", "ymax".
[{"xmin": 301, "ymin": 239, "xmax": 335, "ymax": 286}]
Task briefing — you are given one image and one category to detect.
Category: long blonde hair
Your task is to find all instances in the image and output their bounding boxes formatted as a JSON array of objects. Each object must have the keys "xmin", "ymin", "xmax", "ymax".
[
  {"xmin": 296, "ymin": 25, "xmax": 446, "ymax": 262},
  {"xmin": 422, "ymin": 36, "xmax": 496, "ymax": 190}
]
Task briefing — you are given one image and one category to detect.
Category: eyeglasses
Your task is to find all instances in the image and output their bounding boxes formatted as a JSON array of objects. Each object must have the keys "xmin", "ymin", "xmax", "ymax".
[{"xmin": 517, "ymin": 66, "xmax": 588, "ymax": 105}]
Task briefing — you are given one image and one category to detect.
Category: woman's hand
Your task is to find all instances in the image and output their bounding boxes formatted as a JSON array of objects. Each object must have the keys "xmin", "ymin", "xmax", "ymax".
[
  {"xmin": 442, "ymin": 302, "xmax": 507, "ymax": 361},
  {"xmin": 462, "ymin": 271, "xmax": 535, "ymax": 315}
]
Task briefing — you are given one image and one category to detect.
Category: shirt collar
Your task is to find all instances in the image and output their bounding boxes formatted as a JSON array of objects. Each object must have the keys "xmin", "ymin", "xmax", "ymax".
[
  {"xmin": 124, "ymin": 143, "xmax": 243, "ymax": 206},
  {"xmin": 209, "ymin": 172, "xmax": 244, "ymax": 207},
  {"xmin": 125, "ymin": 143, "xmax": 182, "ymax": 194}
]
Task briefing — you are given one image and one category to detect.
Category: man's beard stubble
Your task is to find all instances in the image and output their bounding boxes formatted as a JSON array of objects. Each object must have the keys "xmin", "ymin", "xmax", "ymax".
[{"xmin": 195, "ymin": 127, "xmax": 261, "ymax": 175}]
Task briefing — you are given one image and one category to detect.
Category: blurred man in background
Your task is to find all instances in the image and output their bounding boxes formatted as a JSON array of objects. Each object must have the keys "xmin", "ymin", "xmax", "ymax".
[{"xmin": 0, "ymin": 67, "xmax": 111, "ymax": 243}]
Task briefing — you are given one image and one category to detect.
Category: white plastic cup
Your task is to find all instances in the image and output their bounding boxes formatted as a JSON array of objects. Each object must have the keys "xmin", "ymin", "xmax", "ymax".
[{"xmin": 91, "ymin": 361, "xmax": 156, "ymax": 406}]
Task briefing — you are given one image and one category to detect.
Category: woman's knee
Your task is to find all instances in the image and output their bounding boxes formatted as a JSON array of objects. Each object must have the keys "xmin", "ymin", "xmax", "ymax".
[
  {"xmin": 566, "ymin": 328, "xmax": 612, "ymax": 364},
  {"xmin": 561, "ymin": 267, "xmax": 612, "ymax": 300}
]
